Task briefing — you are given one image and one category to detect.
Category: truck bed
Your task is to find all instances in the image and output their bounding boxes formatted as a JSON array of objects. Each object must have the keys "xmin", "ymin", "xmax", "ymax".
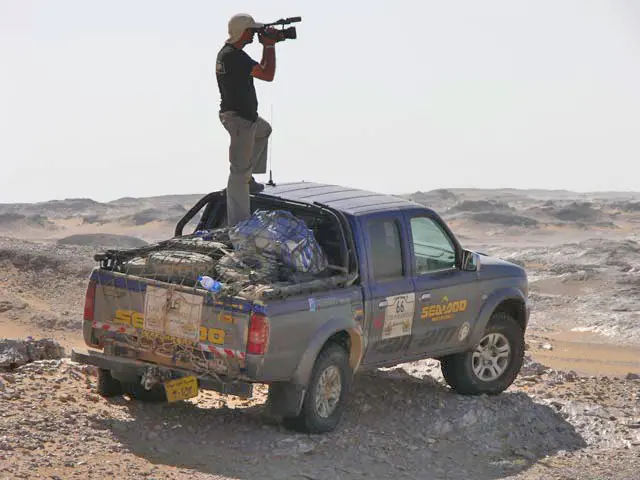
[
  {"xmin": 84, "ymin": 265, "xmax": 357, "ymax": 379},
  {"xmin": 85, "ymin": 246, "xmax": 352, "ymax": 379},
  {"xmin": 83, "ymin": 196, "xmax": 359, "ymax": 384}
]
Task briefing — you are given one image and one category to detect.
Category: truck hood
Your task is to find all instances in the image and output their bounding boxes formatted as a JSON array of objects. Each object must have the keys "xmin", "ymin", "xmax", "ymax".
[{"xmin": 475, "ymin": 252, "xmax": 527, "ymax": 280}]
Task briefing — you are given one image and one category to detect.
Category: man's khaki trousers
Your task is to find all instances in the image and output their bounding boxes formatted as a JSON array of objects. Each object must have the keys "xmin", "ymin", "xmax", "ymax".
[{"xmin": 219, "ymin": 111, "xmax": 272, "ymax": 226}]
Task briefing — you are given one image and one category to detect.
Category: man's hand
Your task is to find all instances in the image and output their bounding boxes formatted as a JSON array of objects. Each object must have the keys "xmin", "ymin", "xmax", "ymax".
[
  {"xmin": 251, "ymin": 28, "xmax": 277, "ymax": 82},
  {"xmin": 258, "ymin": 28, "xmax": 278, "ymax": 46}
]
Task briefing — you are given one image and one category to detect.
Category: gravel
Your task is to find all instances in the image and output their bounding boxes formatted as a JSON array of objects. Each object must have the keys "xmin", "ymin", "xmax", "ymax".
[{"xmin": 0, "ymin": 353, "xmax": 637, "ymax": 480}]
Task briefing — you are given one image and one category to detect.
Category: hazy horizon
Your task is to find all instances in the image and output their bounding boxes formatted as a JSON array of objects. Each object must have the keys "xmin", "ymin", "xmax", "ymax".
[
  {"xmin": 2, "ymin": 0, "xmax": 640, "ymax": 204},
  {"xmin": 2, "ymin": 183, "xmax": 640, "ymax": 206}
]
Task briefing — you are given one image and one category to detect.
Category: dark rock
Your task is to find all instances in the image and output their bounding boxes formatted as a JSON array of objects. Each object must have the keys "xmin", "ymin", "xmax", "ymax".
[
  {"xmin": 57, "ymin": 233, "xmax": 148, "ymax": 249},
  {"xmin": 0, "ymin": 296, "xmax": 27, "ymax": 313},
  {"xmin": 470, "ymin": 212, "xmax": 539, "ymax": 227},
  {"xmin": 0, "ymin": 338, "xmax": 66, "ymax": 370},
  {"xmin": 520, "ymin": 354, "xmax": 551, "ymax": 376},
  {"xmin": 451, "ymin": 200, "xmax": 513, "ymax": 213}
]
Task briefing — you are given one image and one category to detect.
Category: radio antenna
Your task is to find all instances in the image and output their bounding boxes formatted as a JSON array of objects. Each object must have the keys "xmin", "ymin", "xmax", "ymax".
[{"xmin": 267, "ymin": 103, "xmax": 276, "ymax": 187}]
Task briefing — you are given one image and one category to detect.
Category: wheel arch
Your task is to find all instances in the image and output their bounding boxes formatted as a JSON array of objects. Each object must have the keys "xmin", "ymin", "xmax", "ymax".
[
  {"xmin": 324, "ymin": 328, "xmax": 364, "ymax": 372},
  {"xmin": 469, "ymin": 287, "xmax": 529, "ymax": 346},
  {"xmin": 290, "ymin": 318, "xmax": 363, "ymax": 387},
  {"xmin": 493, "ymin": 297, "xmax": 528, "ymax": 333}
]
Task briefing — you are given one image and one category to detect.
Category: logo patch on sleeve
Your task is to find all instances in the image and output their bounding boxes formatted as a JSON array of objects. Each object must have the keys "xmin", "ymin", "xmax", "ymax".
[{"xmin": 216, "ymin": 61, "xmax": 226, "ymax": 74}]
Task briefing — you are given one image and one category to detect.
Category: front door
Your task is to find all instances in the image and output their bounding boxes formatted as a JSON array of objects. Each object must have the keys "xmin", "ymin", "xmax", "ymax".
[
  {"xmin": 360, "ymin": 213, "xmax": 416, "ymax": 366},
  {"xmin": 404, "ymin": 213, "xmax": 480, "ymax": 357}
]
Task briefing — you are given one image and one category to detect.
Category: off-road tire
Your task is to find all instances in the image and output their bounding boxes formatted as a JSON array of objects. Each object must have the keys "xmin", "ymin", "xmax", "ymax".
[
  {"xmin": 122, "ymin": 379, "xmax": 168, "ymax": 403},
  {"xmin": 282, "ymin": 344, "xmax": 353, "ymax": 434},
  {"xmin": 96, "ymin": 369, "xmax": 123, "ymax": 397},
  {"xmin": 440, "ymin": 311, "xmax": 524, "ymax": 395}
]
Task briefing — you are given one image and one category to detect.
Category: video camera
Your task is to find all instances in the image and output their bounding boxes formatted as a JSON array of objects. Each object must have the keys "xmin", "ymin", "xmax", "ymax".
[{"xmin": 252, "ymin": 16, "xmax": 302, "ymax": 42}]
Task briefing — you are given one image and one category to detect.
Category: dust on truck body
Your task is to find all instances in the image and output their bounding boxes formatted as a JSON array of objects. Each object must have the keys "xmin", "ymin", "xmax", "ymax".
[{"xmin": 72, "ymin": 182, "xmax": 531, "ymax": 433}]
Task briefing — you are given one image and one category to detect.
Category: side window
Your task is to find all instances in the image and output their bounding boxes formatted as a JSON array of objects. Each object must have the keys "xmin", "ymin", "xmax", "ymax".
[
  {"xmin": 367, "ymin": 218, "xmax": 404, "ymax": 281},
  {"xmin": 410, "ymin": 217, "xmax": 456, "ymax": 275}
]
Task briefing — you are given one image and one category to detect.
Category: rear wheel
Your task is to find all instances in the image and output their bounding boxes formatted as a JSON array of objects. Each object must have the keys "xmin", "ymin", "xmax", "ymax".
[
  {"xmin": 441, "ymin": 311, "xmax": 524, "ymax": 395},
  {"xmin": 122, "ymin": 377, "xmax": 168, "ymax": 403},
  {"xmin": 283, "ymin": 344, "xmax": 352, "ymax": 434},
  {"xmin": 96, "ymin": 369, "xmax": 123, "ymax": 397}
]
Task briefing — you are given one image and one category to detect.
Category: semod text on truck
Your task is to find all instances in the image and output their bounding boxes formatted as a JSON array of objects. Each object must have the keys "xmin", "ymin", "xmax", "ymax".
[{"xmin": 72, "ymin": 182, "xmax": 531, "ymax": 434}]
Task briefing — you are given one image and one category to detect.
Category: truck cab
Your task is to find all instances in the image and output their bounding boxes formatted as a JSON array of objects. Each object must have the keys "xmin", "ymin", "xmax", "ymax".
[{"xmin": 355, "ymin": 203, "xmax": 529, "ymax": 367}]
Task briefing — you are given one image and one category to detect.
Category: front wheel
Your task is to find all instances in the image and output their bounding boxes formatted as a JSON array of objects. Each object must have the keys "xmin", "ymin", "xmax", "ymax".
[
  {"xmin": 440, "ymin": 311, "xmax": 524, "ymax": 395},
  {"xmin": 283, "ymin": 344, "xmax": 353, "ymax": 434}
]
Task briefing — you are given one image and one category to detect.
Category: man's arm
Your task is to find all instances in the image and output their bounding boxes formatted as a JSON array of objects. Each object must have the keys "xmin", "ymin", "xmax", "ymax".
[{"xmin": 251, "ymin": 31, "xmax": 277, "ymax": 82}]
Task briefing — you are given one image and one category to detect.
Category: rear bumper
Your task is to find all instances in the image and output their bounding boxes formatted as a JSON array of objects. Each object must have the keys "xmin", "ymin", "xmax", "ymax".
[{"xmin": 71, "ymin": 347, "xmax": 253, "ymax": 398}]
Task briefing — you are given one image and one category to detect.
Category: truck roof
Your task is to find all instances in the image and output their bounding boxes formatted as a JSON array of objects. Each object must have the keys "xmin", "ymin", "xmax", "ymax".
[{"xmin": 261, "ymin": 181, "xmax": 425, "ymax": 216}]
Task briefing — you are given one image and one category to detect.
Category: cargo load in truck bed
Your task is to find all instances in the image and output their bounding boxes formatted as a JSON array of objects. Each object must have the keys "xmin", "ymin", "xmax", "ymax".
[{"xmin": 94, "ymin": 205, "xmax": 352, "ymax": 301}]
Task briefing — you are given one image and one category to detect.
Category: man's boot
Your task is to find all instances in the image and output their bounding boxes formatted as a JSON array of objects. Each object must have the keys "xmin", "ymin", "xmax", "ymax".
[
  {"xmin": 249, "ymin": 177, "xmax": 265, "ymax": 193},
  {"xmin": 221, "ymin": 176, "xmax": 264, "ymax": 195}
]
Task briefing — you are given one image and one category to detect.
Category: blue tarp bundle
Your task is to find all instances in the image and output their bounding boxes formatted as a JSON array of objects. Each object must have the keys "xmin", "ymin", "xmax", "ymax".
[{"xmin": 229, "ymin": 210, "xmax": 328, "ymax": 275}]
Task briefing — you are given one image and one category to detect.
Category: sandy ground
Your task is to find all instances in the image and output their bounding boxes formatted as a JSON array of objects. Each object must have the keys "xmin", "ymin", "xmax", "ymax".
[
  {"xmin": 532, "ymin": 331, "xmax": 640, "ymax": 377},
  {"xmin": 1, "ymin": 187, "xmax": 640, "ymax": 479}
]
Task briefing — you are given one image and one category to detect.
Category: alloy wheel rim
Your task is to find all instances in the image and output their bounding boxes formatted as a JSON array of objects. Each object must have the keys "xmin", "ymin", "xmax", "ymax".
[
  {"xmin": 315, "ymin": 365, "xmax": 342, "ymax": 418},
  {"xmin": 472, "ymin": 332, "xmax": 511, "ymax": 381}
]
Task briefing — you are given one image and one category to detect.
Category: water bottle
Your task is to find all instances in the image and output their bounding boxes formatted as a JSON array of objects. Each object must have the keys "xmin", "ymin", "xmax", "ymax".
[{"xmin": 198, "ymin": 275, "xmax": 222, "ymax": 293}]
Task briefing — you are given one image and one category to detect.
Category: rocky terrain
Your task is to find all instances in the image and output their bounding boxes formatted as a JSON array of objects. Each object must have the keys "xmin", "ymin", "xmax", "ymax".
[
  {"xmin": 0, "ymin": 353, "xmax": 638, "ymax": 480},
  {"xmin": 1, "ymin": 186, "xmax": 640, "ymax": 479},
  {"xmin": 0, "ymin": 194, "xmax": 203, "ymax": 244}
]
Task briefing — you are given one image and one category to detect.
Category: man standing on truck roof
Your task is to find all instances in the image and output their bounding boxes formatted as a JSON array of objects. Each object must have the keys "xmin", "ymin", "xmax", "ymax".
[{"xmin": 216, "ymin": 13, "xmax": 277, "ymax": 226}]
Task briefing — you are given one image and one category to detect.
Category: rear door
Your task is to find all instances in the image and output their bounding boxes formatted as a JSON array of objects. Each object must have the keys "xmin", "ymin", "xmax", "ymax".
[
  {"xmin": 360, "ymin": 212, "xmax": 416, "ymax": 366},
  {"xmin": 403, "ymin": 211, "xmax": 481, "ymax": 357}
]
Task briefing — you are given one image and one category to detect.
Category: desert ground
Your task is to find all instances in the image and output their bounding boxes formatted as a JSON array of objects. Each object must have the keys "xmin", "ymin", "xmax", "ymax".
[{"xmin": 1, "ymin": 186, "xmax": 639, "ymax": 480}]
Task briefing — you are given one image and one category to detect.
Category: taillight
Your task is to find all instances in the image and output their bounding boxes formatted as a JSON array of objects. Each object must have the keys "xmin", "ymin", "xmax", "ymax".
[
  {"xmin": 247, "ymin": 312, "xmax": 269, "ymax": 355},
  {"xmin": 84, "ymin": 280, "xmax": 97, "ymax": 322}
]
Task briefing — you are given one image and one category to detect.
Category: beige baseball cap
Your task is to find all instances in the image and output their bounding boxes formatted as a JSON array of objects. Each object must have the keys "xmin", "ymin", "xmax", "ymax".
[{"xmin": 226, "ymin": 13, "xmax": 264, "ymax": 43}]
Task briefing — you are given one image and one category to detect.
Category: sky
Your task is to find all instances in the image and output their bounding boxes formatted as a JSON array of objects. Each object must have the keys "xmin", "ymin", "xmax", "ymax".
[{"xmin": 1, "ymin": 0, "xmax": 640, "ymax": 203}]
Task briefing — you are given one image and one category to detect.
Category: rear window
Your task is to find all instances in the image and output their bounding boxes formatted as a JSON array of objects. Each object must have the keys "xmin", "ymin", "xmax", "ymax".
[{"xmin": 367, "ymin": 218, "xmax": 403, "ymax": 280}]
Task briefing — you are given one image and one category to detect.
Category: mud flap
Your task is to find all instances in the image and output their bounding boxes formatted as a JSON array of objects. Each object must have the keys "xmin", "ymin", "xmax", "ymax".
[{"xmin": 267, "ymin": 382, "xmax": 306, "ymax": 417}]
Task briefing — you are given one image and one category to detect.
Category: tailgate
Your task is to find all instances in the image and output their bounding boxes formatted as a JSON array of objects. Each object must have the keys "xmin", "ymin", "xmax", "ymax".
[{"xmin": 85, "ymin": 268, "xmax": 252, "ymax": 375}]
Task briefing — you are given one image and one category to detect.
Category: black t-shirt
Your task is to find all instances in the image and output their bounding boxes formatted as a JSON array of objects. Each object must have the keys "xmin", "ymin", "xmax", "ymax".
[{"xmin": 216, "ymin": 44, "xmax": 259, "ymax": 122}]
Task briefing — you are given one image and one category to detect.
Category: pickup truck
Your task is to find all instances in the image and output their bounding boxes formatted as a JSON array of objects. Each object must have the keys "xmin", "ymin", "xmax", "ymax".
[{"xmin": 72, "ymin": 182, "xmax": 530, "ymax": 434}]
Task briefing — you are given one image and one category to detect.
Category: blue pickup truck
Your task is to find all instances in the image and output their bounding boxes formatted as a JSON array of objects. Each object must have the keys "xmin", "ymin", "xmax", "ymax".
[{"xmin": 72, "ymin": 182, "xmax": 530, "ymax": 434}]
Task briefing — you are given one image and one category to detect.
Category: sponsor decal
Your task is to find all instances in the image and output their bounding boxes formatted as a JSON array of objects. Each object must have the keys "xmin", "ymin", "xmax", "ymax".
[
  {"xmin": 113, "ymin": 309, "xmax": 226, "ymax": 345},
  {"xmin": 421, "ymin": 296, "xmax": 468, "ymax": 322}
]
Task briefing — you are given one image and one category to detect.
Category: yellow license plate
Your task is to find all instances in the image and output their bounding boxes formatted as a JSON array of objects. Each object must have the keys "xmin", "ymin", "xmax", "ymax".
[{"xmin": 164, "ymin": 376, "xmax": 199, "ymax": 402}]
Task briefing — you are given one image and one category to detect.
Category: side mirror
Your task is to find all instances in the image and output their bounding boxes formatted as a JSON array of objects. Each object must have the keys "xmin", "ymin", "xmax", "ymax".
[{"xmin": 463, "ymin": 250, "xmax": 481, "ymax": 272}]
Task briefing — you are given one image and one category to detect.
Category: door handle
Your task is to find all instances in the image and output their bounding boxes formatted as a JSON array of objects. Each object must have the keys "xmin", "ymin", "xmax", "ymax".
[
  {"xmin": 378, "ymin": 300, "xmax": 388, "ymax": 308},
  {"xmin": 421, "ymin": 293, "xmax": 431, "ymax": 301}
]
